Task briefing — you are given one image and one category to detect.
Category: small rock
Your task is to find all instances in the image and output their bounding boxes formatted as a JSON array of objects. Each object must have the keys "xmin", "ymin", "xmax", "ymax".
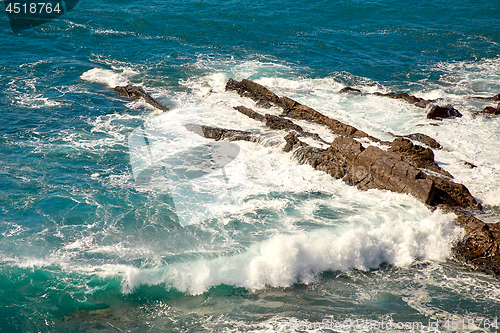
[
  {"xmin": 464, "ymin": 161, "xmax": 477, "ymax": 169},
  {"xmin": 427, "ymin": 105, "xmax": 462, "ymax": 120},
  {"xmin": 339, "ymin": 87, "xmax": 362, "ymax": 94}
]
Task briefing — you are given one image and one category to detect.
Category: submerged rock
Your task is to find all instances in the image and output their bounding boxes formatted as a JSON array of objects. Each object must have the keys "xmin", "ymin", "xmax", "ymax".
[{"xmin": 113, "ymin": 85, "xmax": 169, "ymax": 112}]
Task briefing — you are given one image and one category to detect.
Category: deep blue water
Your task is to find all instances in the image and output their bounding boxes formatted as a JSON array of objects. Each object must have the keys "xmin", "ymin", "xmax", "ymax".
[{"xmin": 1, "ymin": 0, "xmax": 500, "ymax": 332}]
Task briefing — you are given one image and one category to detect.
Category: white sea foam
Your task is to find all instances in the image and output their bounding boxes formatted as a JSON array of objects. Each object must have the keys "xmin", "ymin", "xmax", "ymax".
[
  {"xmin": 104, "ymin": 208, "xmax": 462, "ymax": 294},
  {"xmin": 431, "ymin": 57, "xmax": 500, "ymax": 95},
  {"xmin": 15, "ymin": 94, "xmax": 62, "ymax": 109},
  {"xmin": 80, "ymin": 68, "xmax": 132, "ymax": 87},
  {"xmin": 85, "ymin": 208, "xmax": 462, "ymax": 295}
]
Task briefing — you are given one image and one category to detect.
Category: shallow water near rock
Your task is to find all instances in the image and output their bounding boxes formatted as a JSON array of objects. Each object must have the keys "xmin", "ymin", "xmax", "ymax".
[{"xmin": 1, "ymin": 0, "xmax": 500, "ymax": 331}]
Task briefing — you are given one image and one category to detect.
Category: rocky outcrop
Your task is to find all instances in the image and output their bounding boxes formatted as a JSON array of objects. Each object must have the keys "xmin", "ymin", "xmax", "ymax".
[
  {"xmin": 226, "ymin": 80, "xmax": 378, "ymax": 141},
  {"xmin": 220, "ymin": 78, "xmax": 498, "ymax": 276},
  {"xmin": 113, "ymin": 85, "xmax": 169, "ymax": 112},
  {"xmin": 427, "ymin": 105, "xmax": 462, "ymax": 119},
  {"xmin": 428, "ymin": 176, "xmax": 481, "ymax": 210},
  {"xmin": 283, "ymin": 133, "xmax": 480, "ymax": 209},
  {"xmin": 284, "ymin": 134, "xmax": 436, "ymax": 204},
  {"xmin": 225, "ymin": 79, "xmax": 478, "ymax": 209},
  {"xmin": 280, "ymin": 96, "xmax": 377, "ymax": 140}
]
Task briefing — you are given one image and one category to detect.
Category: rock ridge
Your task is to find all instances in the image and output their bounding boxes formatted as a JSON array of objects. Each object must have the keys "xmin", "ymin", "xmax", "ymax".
[
  {"xmin": 204, "ymin": 78, "xmax": 499, "ymax": 277},
  {"xmin": 340, "ymin": 86, "xmax": 500, "ymax": 118}
]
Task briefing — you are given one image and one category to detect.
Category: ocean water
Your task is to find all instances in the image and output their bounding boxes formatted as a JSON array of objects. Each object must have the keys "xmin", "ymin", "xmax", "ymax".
[{"xmin": 1, "ymin": 0, "xmax": 500, "ymax": 332}]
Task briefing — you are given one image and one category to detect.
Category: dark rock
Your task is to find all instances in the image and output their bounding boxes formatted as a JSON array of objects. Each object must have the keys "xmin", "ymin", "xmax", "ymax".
[
  {"xmin": 464, "ymin": 161, "xmax": 477, "ymax": 169},
  {"xmin": 284, "ymin": 132, "xmax": 308, "ymax": 153},
  {"xmin": 287, "ymin": 133, "xmax": 478, "ymax": 209},
  {"xmin": 226, "ymin": 78, "xmax": 373, "ymax": 140},
  {"xmin": 280, "ymin": 96, "xmax": 370, "ymax": 139},
  {"xmin": 265, "ymin": 114, "xmax": 303, "ymax": 132},
  {"xmin": 225, "ymin": 78, "xmax": 248, "ymax": 96},
  {"xmin": 404, "ymin": 133, "xmax": 442, "ymax": 149},
  {"xmin": 241, "ymin": 79, "xmax": 280, "ymax": 105},
  {"xmin": 285, "ymin": 134, "xmax": 436, "ymax": 204},
  {"xmin": 481, "ymin": 102, "xmax": 500, "ymax": 115},
  {"xmin": 113, "ymin": 85, "xmax": 169, "ymax": 112},
  {"xmin": 352, "ymin": 145, "xmax": 435, "ymax": 204},
  {"xmin": 427, "ymin": 105, "xmax": 462, "ymax": 120},
  {"xmin": 339, "ymin": 87, "xmax": 363, "ymax": 94}
]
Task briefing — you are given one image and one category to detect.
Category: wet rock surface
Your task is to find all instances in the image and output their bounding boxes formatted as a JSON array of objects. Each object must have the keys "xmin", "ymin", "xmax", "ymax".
[
  {"xmin": 226, "ymin": 78, "xmax": 278, "ymax": 108},
  {"xmin": 113, "ymin": 85, "xmax": 169, "ymax": 112},
  {"xmin": 217, "ymin": 78, "xmax": 500, "ymax": 277}
]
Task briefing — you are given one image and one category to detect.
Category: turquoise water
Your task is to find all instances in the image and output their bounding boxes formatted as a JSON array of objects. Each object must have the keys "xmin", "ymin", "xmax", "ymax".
[{"xmin": 1, "ymin": 0, "xmax": 500, "ymax": 331}]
